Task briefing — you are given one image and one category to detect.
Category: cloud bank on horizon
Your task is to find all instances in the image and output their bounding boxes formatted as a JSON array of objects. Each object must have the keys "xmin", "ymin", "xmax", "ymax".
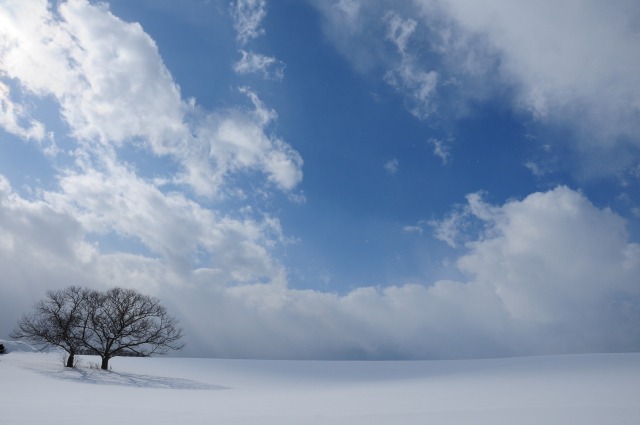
[{"xmin": 0, "ymin": 0, "xmax": 639, "ymax": 359}]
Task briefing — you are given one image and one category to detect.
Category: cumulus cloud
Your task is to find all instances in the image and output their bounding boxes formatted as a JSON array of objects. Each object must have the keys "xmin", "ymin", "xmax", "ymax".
[
  {"xmin": 4, "ymin": 168, "xmax": 638, "ymax": 359},
  {"xmin": 44, "ymin": 154, "xmax": 284, "ymax": 281},
  {"xmin": 0, "ymin": 0, "xmax": 301, "ymax": 244},
  {"xmin": 163, "ymin": 186, "xmax": 640, "ymax": 359},
  {"xmin": 0, "ymin": 0, "xmax": 186, "ymax": 147},
  {"xmin": 0, "ymin": 0, "xmax": 302, "ymax": 197}
]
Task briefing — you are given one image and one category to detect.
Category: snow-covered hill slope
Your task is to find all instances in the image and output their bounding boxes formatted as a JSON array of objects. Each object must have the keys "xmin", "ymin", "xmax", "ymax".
[{"xmin": 1, "ymin": 352, "xmax": 638, "ymax": 424}]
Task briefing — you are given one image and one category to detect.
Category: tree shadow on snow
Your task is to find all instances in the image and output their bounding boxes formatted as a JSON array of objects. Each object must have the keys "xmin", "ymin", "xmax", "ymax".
[{"xmin": 43, "ymin": 366, "xmax": 228, "ymax": 390}]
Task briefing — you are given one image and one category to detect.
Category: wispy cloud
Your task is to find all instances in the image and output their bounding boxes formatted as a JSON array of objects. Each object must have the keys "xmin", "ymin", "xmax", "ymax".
[
  {"xmin": 385, "ymin": 11, "xmax": 416, "ymax": 54},
  {"xmin": 383, "ymin": 11, "xmax": 438, "ymax": 120},
  {"xmin": 428, "ymin": 137, "xmax": 451, "ymax": 164},
  {"xmin": 415, "ymin": 0, "xmax": 640, "ymax": 173},
  {"xmin": 0, "ymin": 81, "xmax": 46, "ymax": 142},
  {"xmin": 524, "ymin": 161, "xmax": 546, "ymax": 177},
  {"xmin": 231, "ymin": 0, "xmax": 267, "ymax": 45},
  {"xmin": 402, "ymin": 220, "xmax": 428, "ymax": 235},
  {"xmin": 313, "ymin": 1, "xmax": 640, "ymax": 176},
  {"xmin": 234, "ymin": 50, "xmax": 285, "ymax": 80},
  {"xmin": 383, "ymin": 158, "xmax": 399, "ymax": 175}
]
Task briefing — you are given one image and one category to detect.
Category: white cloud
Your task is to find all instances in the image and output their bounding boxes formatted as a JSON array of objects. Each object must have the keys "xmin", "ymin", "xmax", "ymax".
[
  {"xmin": 231, "ymin": 0, "xmax": 267, "ymax": 45},
  {"xmin": 2, "ymin": 1, "xmax": 639, "ymax": 361},
  {"xmin": 427, "ymin": 191, "xmax": 496, "ymax": 248},
  {"xmin": 524, "ymin": 161, "xmax": 547, "ymax": 177},
  {"xmin": 234, "ymin": 50, "xmax": 285, "ymax": 80},
  {"xmin": 4, "ymin": 171, "xmax": 638, "ymax": 359},
  {"xmin": 383, "ymin": 158, "xmax": 399, "ymax": 175},
  {"xmin": 170, "ymin": 182, "xmax": 640, "ymax": 359},
  {"xmin": 0, "ymin": 175, "xmax": 94, "ymax": 267},
  {"xmin": 429, "ymin": 211, "xmax": 466, "ymax": 248},
  {"xmin": 231, "ymin": 2, "xmax": 287, "ymax": 85},
  {"xmin": 385, "ymin": 11, "xmax": 417, "ymax": 54},
  {"xmin": 45, "ymin": 157, "xmax": 284, "ymax": 284},
  {"xmin": 199, "ymin": 88, "xmax": 303, "ymax": 192},
  {"xmin": 428, "ymin": 137, "xmax": 451, "ymax": 164},
  {"xmin": 413, "ymin": 0, "xmax": 640, "ymax": 163},
  {"xmin": 0, "ymin": 0, "xmax": 186, "ymax": 148},
  {"xmin": 312, "ymin": 0, "xmax": 640, "ymax": 173},
  {"xmin": 0, "ymin": 0, "xmax": 301, "ymax": 348},
  {"xmin": 0, "ymin": 81, "xmax": 46, "ymax": 141},
  {"xmin": 461, "ymin": 188, "xmax": 640, "ymax": 350},
  {"xmin": 0, "ymin": 0, "xmax": 302, "ymax": 198},
  {"xmin": 0, "ymin": 167, "xmax": 290, "ymax": 337},
  {"xmin": 383, "ymin": 11, "xmax": 439, "ymax": 120},
  {"xmin": 402, "ymin": 224, "xmax": 424, "ymax": 235}
]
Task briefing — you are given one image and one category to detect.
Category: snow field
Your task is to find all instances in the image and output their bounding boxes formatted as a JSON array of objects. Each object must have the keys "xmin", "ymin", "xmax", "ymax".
[{"xmin": 1, "ymin": 352, "xmax": 639, "ymax": 424}]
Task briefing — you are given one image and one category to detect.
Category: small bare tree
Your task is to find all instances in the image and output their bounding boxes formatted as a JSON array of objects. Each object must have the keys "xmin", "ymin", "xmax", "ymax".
[
  {"xmin": 83, "ymin": 287, "xmax": 184, "ymax": 370},
  {"xmin": 11, "ymin": 286, "xmax": 90, "ymax": 367}
]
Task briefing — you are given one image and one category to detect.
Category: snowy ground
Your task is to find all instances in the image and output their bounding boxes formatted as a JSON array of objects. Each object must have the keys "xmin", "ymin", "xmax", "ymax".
[{"xmin": 1, "ymin": 350, "xmax": 639, "ymax": 424}]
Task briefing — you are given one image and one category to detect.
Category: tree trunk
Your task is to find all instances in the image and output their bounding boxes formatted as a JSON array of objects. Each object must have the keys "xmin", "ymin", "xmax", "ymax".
[
  {"xmin": 66, "ymin": 352, "xmax": 75, "ymax": 368},
  {"xmin": 101, "ymin": 356, "xmax": 110, "ymax": 370}
]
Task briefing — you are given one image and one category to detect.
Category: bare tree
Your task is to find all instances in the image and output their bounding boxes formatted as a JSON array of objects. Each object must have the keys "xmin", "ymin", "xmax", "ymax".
[
  {"xmin": 83, "ymin": 287, "xmax": 184, "ymax": 370},
  {"xmin": 11, "ymin": 286, "xmax": 90, "ymax": 367},
  {"xmin": 12, "ymin": 286, "xmax": 184, "ymax": 370}
]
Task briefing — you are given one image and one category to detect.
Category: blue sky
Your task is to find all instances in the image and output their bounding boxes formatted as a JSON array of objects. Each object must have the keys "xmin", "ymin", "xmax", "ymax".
[{"xmin": 1, "ymin": 0, "xmax": 639, "ymax": 359}]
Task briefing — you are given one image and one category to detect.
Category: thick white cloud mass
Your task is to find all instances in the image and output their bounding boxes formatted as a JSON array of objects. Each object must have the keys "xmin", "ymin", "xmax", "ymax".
[
  {"xmin": 2, "ymin": 166, "xmax": 638, "ymax": 358},
  {"xmin": 181, "ymin": 186, "xmax": 640, "ymax": 359},
  {"xmin": 0, "ymin": 0, "xmax": 185, "ymax": 147}
]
